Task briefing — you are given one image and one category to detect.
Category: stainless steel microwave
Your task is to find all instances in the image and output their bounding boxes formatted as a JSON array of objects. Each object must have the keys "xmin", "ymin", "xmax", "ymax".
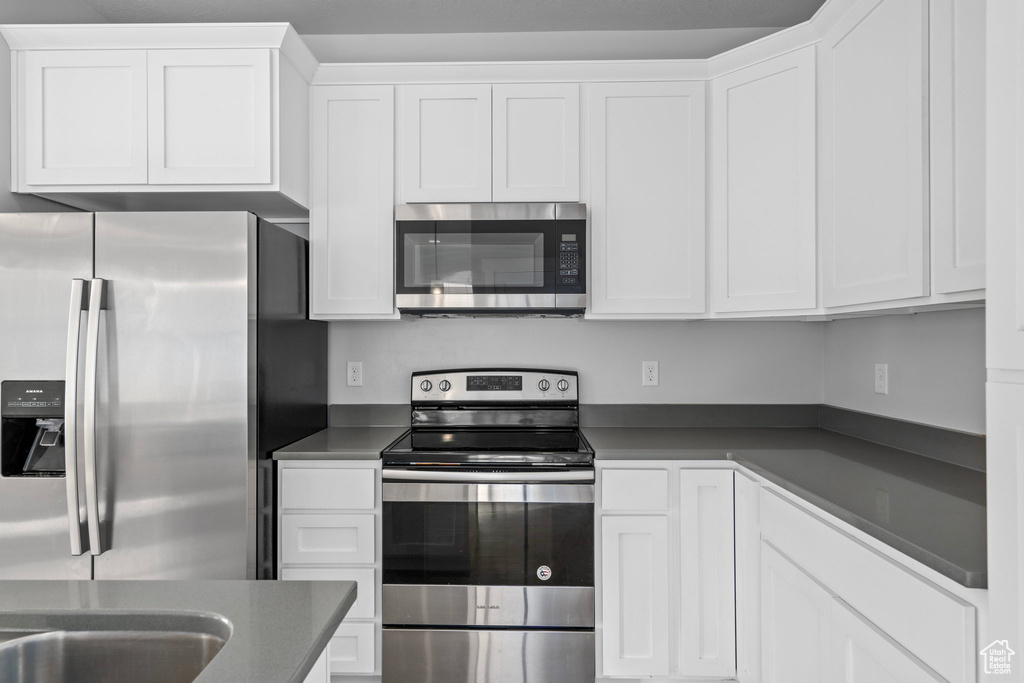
[{"xmin": 395, "ymin": 203, "xmax": 586, "ymax": 316}]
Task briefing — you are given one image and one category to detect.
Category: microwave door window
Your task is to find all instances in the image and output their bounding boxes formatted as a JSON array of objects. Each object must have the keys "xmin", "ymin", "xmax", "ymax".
[{"xmin": 403, "ymin": 232, "xmax": 545, "ymax": 292}]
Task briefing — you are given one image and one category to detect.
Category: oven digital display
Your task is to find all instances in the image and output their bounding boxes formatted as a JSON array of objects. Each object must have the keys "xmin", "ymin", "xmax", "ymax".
[{"xmin": 467, "ymin": 375, "xmax": 523, "ymax": 391}]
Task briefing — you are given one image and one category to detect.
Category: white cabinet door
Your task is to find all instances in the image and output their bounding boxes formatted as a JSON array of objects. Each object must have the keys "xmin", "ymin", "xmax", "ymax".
[
  {"xmin": 930, "ymin": 0, "xmax": 986, "ymax": 294},
  {"xmin": 820, "ymin": 0, "xmax": 929, "ymax": 308},
  {"xmin": 711, "ymin": 47, "xmax": 816, "ymax": 313},
  {"xmin": 831, "ymin": 599, "xmax": 944, "ymax": 683},
  {"xmin": 760, "ymin": 542, "xmax": 833, "ymax": 683},
  {"xmin": 23, "ymin": 50, "xmax": 148, "ymax": 186},
  {"xmin": 986, "ymin": 0, "xmax": 1024, "ymax": 373},
  {"xmin": 601, "ymin": 515, "xmax": 670, "ymax": 677},
  {"xmin": 310, "ymin": 85, "xmax": 396, "ymax": 319},
  {"xmin": 148, "ymin": 49, "xmax": 273, "ymax": 185},
  {"xmin": 492, "ymin": 83, "xmax": 580, "ymax": 202},
  {"xmin": 678, "ymin": 470, "xmax": 736, "ymax": 677},
  {"xmin": 588, "ymin": 81, "xmax": 706, "ymax": 317},
  {"xmin": 399, "ymin": 84, "xmax": 491, "ymax": 203},
  {"xmin": 301, "ymin": 647, "xmax": 329, "ymax": 683}
]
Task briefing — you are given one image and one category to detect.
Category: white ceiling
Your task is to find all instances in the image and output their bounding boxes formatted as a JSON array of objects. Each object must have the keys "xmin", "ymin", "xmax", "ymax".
[{"xmin": 8, "ymin": 0, "xmax": 826, "ymax": 35}]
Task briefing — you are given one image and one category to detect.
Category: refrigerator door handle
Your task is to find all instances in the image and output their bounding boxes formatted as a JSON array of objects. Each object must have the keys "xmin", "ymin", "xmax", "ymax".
[
  {"xmin": 84, "ymin": 278, "xmax": 105, "ymax": 556},
  {"xmin": 64, "ymin": 279, "xmax": 88, "ymax": 556}
]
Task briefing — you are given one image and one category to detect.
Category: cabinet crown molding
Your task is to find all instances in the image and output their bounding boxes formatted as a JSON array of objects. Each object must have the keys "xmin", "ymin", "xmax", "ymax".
[{"xmin": 0, "ymin": 23, "xmax": 318, "ymax": 80}]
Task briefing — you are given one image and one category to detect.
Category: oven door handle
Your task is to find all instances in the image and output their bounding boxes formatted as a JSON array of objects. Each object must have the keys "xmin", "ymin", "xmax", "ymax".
[{"xmin": 382, "ymin": 468, "xmax": 594, "ymax": 484}]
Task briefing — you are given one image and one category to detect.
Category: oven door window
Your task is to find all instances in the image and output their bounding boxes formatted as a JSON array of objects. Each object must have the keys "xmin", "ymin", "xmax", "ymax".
[
  {"xmin": 396, "ymin": 221, "xmax": 556, "ymax": 294},
  {"xmin": 383, "ymin": 499, "xmax": 593, "ymax": 587}
]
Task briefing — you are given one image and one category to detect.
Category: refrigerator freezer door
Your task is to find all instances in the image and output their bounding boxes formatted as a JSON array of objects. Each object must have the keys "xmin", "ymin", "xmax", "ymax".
[
  {"xmin": 0, "ymin": 213, "xmax": 93, "ymax": 580},
  {"xmin": 92, "ymin": 212, "xmax": 254, "ymax": 579}
]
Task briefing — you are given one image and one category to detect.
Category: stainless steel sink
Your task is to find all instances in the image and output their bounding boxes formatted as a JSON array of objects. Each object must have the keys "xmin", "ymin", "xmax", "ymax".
[{"xmin": 0, "ymin": 611, "xmax": 231, "ymax": 683}]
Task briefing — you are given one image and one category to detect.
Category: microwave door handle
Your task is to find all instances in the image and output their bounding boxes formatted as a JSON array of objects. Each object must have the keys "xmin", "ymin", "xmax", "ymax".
[
  {"xmin": 64, "ymin": 279, "xmax": 87, "ymax": 556},
  {"xmin": 83, "ymin": 278, "xmax": 105, "ymax": 556}
]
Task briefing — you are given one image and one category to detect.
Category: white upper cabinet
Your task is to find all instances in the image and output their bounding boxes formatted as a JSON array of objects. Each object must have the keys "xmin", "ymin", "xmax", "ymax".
[
  {"xmin": 23, "ymin": 50, "xmax": 148, "ymax": 186},
  {"xmin": 492, "ymin": 83, "xmax": 580, "ymax": 202},
  {"xmin": 588, "ymin": 81, "xmax": 707, "ymax": 318},
  {"xmin": 399, "ymin": 84, "xmax": 492, "ymax": 203},
  {"xmin": 148, "ymin": 49, "xmax": 272, "ymax": 185},
  {"xmin": 4, "ymin": 24, "xmax": 316, "ymax": 218},
  {"xmin": 310, "ymin": 85, "xmax": 397, "ymax": 319},
  {"xmin": 399, "ymin": 82, "xmax": 580, "ymax": 203},
  {"xmin": 819, "ymin": 0, "xmax": 929, "ymax": 308},
  {"xmin": 711, "ymin": 46, "xmax": 817, "ymax": 313},
  {"xmin": 930, "ymin": 0, "xmax": 986, "ymax": 294}
]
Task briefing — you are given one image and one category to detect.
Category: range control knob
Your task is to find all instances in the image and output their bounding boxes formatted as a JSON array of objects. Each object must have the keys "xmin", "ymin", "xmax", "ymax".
[
  {"xmin": 556, "ymin": 379, "xmax": 570, "ymax": 392},
  {"xmin": 439, "ymin": 379, "xmax": 452, "ymax": 392},
  {"xmin": 419, "ymin": 380, "xmax": 433, "ymax": 392},
  {"xmin": 538, "ymin": 379, "xmax": 551, "ymax": 392}
]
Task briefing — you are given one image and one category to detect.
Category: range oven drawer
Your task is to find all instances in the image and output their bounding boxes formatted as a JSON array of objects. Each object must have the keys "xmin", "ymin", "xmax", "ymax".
[
  {"xmin": 383, "ymin": 584, "xmax": 595, "ymax": 628},
  {"xmin": 383, "ymin": 629, "xmax": 595, "ymax": 683}
]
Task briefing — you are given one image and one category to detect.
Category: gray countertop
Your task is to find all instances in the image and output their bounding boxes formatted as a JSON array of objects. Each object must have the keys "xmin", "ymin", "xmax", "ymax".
[
  {"xmin": 586, "ymin": 427, "xmax": 986, "ymax": 588},
  {"xmin": 0, "ymin": 580, "xmax": 356, "ymax": 683},
  {"xmin": 273, "ymin": 427, "xmax": 406, "ymax": 460},
  {"xmin": 272, "ymin": 423, "xmax": 985, "ymax": 589}
]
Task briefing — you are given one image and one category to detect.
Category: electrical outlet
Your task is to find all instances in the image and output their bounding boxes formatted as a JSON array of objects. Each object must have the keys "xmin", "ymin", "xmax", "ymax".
[
  {"xmin": 347, "ymin": 361, "xmax": 363, "ymax": 387},
  {"xmin": 874, "ymin": 363, "xmax": 888, "ymax": 395},
  {"xmin": 642, "ymin": 360, "xmax": 659, "ymax": 387}
]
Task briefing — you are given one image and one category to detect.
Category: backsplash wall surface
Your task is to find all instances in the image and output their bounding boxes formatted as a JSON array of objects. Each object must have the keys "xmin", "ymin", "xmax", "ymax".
[
  {"xmin": 822, "ymin": 308, "xmax": 985, "ymax": 434},
  {"xmin": 329, "ymin": 318, "xmax": 825, "ymax": 405}
]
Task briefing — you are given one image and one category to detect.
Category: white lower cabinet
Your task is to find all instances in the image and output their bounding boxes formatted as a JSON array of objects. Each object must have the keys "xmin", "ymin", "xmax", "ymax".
[
  {"xmin": 279, "ymin": 460, "xmax": 381, "ymax": 679},
  {"xmin": 601, "ymin": 515, "xmax": 671, "ymax": 676},
  {"xmin": 760, "ymin": 542, "xmax": 833, "ymax": 683},
  {"xmin": 757, "ymin": 487, "xmax": 976, "ymax": 683},
  {"xmin": 598, "ymin": 463, "xmax": 735, "ymax": 679}
]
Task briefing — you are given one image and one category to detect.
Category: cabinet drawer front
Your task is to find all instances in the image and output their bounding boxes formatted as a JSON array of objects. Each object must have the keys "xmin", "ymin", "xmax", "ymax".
[
  {"xmin": 601, "ymin": 468, "xmax": 669, "ymax": 511},
  {"xmin": 281, "ymin": 514, "xmax": 375, "ymax": 565},
  {"xmin": 329, "ymin": 622, "xmax": 376, "ymax": 674},
  {"xmin": 280, "ymin": 567, "xmax": 376, "ymax": 620},
  {"xmin": 760, "ymin": 489, "xmax": 975, "ymax": 683},
  {"xmin": 281, "ymin": 467, "xmax": 376, "ymax": 511}
]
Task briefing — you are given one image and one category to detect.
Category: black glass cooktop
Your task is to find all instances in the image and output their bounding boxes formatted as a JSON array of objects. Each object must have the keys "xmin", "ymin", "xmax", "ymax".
[{"xmin": 382, "ymin": 428, "xmax": 594, "ymax": 466}]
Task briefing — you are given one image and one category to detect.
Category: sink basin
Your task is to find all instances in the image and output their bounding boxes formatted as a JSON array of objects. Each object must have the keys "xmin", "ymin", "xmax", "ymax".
[{"xmin": 0, "ymin": 612, "xmax": 231, "ymax": 683}]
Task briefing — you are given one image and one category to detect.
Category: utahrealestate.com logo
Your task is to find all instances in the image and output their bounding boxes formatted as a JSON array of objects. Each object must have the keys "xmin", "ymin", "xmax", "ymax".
[{"xmin": 980, "ymin": 640, "xmax": 1015, "ymax": 675}]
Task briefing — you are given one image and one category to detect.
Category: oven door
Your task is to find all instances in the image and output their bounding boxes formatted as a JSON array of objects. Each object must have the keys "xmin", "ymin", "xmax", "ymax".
[{"xmin": 382, "ymin": 470, "xmax": 594, "ymax": 629}]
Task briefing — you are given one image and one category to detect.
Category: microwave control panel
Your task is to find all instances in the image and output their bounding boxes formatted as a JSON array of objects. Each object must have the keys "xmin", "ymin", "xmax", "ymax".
[{"xmin": 557, "ymin": 230, "xmax": 585, "ymax": 293}]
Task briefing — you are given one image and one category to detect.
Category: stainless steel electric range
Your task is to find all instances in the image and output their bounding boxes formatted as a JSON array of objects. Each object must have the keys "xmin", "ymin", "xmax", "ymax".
[{"xmin": 380, "ymin": 368, "xmax": 595, "ymax": 683}]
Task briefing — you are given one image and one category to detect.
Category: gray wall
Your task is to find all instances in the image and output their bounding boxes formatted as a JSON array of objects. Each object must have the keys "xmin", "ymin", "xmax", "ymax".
[
  {"xmin": 329, "ymin": 308, "xmax": 987, "ymax": 434},
  {"xmin": 329, "ymin": 318, "xmax": 825, "ymax": 405},
  {"xmin": 822, "ymin": 308, "xmax": 985, "ymax": 434}
]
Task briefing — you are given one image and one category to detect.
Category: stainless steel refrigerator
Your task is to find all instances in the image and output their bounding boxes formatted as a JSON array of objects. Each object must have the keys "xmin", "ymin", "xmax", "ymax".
[{"xmin": 0, "ymin": 212, "xmax": 327, "ymax": 580}]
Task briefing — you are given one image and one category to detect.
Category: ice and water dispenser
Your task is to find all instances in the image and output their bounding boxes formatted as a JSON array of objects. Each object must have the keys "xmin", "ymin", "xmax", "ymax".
[{"xmin": 1, "ymin": 380, "xmax": 66, "ymax": 477}]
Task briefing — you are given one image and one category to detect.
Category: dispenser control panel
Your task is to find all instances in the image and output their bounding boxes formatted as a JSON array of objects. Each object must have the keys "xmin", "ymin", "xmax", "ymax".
[{"xmin": 1, "ymin": 381, "xmax": 64, "ymax": 418}]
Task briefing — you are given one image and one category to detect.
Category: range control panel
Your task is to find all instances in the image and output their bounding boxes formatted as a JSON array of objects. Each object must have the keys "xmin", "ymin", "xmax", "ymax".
[
  {"xmin": 1, "ymin": 380, "xmax": 64, "ymax": 418},
  {"xmin": 412, "ymin": 369, "xmax": 578, "ymax": 403}
]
